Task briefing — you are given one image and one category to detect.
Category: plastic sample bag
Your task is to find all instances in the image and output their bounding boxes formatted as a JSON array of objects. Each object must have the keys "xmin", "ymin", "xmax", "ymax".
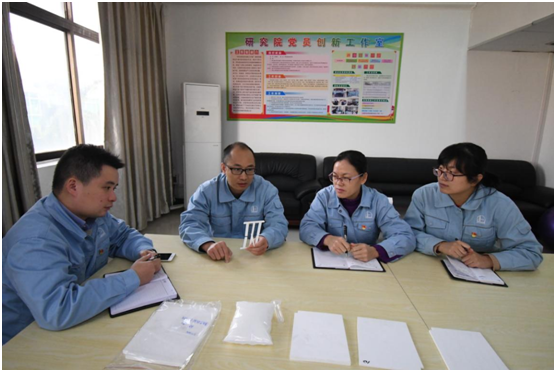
[
  {"xmin": 223, "ymin": 300, "xmax": 284, "ymax": 345},
  {"xmin": 106, "ymin": 300, "xmax": 221, "ymax": 369}
]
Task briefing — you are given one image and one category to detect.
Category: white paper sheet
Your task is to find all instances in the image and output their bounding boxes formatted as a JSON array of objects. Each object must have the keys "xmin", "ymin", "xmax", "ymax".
[
  {"xmin": 289, "ymin": 311, "xmax": 351, "ymax": 366},
  {"xmin": 445, "ymin": 257, "xmax": 505, "ymax": 285},
  {"xmin": 106, "ymin": 270, "xmax": 178, "ymax": 315},
  {"xmin": 312, "ymin": 247, "xmax": 383, "ymax": 272},
  {"xmin": 357, "ymin": 317, "xmax": 423, "ymax": 370},
  {"xmin": 430, "ymin": 327, "xmax": 508, "ymax": 370}
]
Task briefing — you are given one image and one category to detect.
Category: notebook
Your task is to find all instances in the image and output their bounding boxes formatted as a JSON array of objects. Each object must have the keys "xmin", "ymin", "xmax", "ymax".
[
  {"xmin": 311, "ymin": 247, "xmax": 385, "ymax": 272},
  {"xmin": 104, "ymin": 267, "xmax": 179, "ymax": 317},
  {"xmin": 442, "ymin": 256, "xmax": 507, "ymax": 287}
]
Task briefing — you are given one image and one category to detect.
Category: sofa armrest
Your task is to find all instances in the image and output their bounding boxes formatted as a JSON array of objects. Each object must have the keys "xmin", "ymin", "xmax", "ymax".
[
  {"xmin": 294, "ymin": 180, "xmax": 322, "ymax": 200},
  {"xmin": 521, "ymin": 186, "xmax": 554, "ymax": 208}
]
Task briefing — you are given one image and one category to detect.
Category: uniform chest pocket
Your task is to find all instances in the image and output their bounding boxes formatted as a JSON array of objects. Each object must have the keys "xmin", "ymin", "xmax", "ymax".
[
  {"xmin": 327, "ymin": 218, "xmax": 344, "ymax": 236},
  {"xmin": 211, "ymin": 215, "xmax": 231, "ymax": 227},
  {"xmin": 244, "ymin": 213, "xmax": 264, "ymax": 222},
  {"xmin": 424, "ymin": 215, "xmax": 448, "ymax": 230},
  {"xmin": 355, "ymin": 222, "xmax": 377, "ymax": 234},
  {"xmin": 463, "ymin": 226, "xmax": 496, "ymax": 248}
]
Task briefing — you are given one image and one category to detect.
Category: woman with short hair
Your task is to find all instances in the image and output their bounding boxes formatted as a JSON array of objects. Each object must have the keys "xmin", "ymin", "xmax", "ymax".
[{"xmin": 404, "ymin": 142, "xmax": 543, "ymax": 271}]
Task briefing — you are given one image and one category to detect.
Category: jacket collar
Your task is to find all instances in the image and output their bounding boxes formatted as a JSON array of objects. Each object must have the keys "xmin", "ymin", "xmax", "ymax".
[
  {"xmin": 45, "ymin": 193, "xmax": 89, "ymax": 239},
  {"xmin": 435, "ymin": 184, "xmax": 493, "ymax": 211},
  {"xmin": 327, "ymin": 185, "xmax": 372, "ymax": 209},
  {"xmin": 218, "ymin": 173, "xmax": 256, "ymax": 203}
]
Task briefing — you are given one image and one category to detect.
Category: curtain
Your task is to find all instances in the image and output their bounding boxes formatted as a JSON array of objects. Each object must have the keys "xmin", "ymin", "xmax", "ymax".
[
  {"xmin": 2, "ymin": 3, "xmax": 41, "ymax": 236},
  {"xmin": 99, "ymin": 3, "xmax": 173, "ymax": 230}
]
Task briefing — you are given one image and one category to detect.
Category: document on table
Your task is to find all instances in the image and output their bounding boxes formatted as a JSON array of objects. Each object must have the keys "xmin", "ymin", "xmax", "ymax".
[
  {"xmin": 430, "ymin": 327, "xmax": 508, "ymax": 370},
  {"xmin": 357, "ymin": 317, "xmax": 423, "ymax": 370},
  {"xmin": 289, "ymin": 310, "xmax": 351, "ymax": 366},
  {"xmin": 311, "ymin": 247, "xmax": 384, "ymax": 272},
  {"xmin": 442, "ymin": 256, "xmax": 507, "ymax": 286},
  {"xmin": 105, "ymin": 268, "xmax": 179, "ymax": 317}
]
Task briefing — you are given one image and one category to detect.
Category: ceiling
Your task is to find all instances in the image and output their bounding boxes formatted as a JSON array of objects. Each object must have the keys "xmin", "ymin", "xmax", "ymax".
[{"xmin": 470, "ymin": 14, "xmax": 554, "ymax": 53}]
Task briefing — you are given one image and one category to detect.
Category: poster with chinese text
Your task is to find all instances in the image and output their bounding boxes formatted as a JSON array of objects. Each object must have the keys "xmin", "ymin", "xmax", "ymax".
[{"xmin": 226, "ymin": 32, "xmax": 403, "ymax": 123}]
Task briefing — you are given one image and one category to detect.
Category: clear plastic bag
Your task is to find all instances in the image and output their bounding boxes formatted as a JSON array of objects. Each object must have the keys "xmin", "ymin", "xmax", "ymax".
[
  {"xmin": 105, "ymin": 300, "xmax": 221, "ymax": 369},
  {"xmin": 223, "ymin": 300, "xmax": 284, "ymax": 345}
]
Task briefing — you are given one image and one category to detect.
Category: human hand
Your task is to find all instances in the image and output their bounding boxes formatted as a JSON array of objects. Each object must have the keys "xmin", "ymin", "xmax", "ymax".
[
  {"xmin": 437, "ymin": 240, "xmax": 471, "ymax": 259},
  {"xmin": 201, "ymin": 241, "xmax": 233, "ymax": 263},
  {"xmin": 247, "ymin": 236, "xmax": 269, "ymax": 256},
  {"xmin": 324, "ymin": 235, "xmax": 350, "ymax": 255},
  {"xmin": 131, "ymin": 253, "xmax": 161, "ymax": 286},
  {"xmin": 139, "ymin": 249, "xmax": 156, "ymax": 258},
  {"xmin": 350, "ymin": 243, "xmax": 379, "ymax": 262},
  {"xmin": 461, "ymin": 248, "xmax": 493, "ymax": 269}
]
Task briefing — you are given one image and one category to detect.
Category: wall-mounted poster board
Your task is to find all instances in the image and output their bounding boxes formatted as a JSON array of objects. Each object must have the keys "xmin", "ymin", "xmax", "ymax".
[{"xmin": 226, "ymin": 32, "xmax": 403, "ymax": 123}]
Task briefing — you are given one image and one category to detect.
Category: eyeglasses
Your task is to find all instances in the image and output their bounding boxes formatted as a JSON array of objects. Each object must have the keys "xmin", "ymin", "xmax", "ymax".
[
  {"xmin": 225, "ymin": 164, "xmax": 256, "ymax": 176},
  {"xmin": 329, "ymin": 172, "xmax": 364, "ymax": 184},
  {"xmin": 433, "ymin": 168, "xmax": 466, "ymax": 182}
]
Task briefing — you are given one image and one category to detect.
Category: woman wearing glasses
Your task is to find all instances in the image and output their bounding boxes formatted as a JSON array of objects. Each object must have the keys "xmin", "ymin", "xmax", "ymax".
[
  {"xmin": 300, "ymin": 150, "xmax": 415, "ymax": 262},
  {"xmin": 404, "ymin": 143, "xmax": 543, "ymax": 271}
]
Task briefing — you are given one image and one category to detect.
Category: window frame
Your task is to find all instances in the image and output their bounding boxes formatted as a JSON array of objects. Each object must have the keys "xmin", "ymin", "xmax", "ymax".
[{"xmin": 9, "ymin": 2, "xmax": 102, "ymax": 161}]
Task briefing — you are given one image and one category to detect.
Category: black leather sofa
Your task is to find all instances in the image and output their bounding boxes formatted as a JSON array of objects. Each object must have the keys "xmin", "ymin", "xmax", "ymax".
[
  {"xmin": 320, "ymin": 157, "xmax": 554, "ymax": 234},
  {"xmin": 255, "ymin": 153, "xmax": 321, "ymax": 226}
]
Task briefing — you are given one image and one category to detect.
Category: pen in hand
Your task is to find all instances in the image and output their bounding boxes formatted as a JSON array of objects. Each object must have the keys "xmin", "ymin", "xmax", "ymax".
[
  {"xmin": 343, "ymin": 225, "xmax": 348, "ymax": 256},
  {"xmin": 148, "ymin": 254, "xmax": 161, "ymax": 261}
]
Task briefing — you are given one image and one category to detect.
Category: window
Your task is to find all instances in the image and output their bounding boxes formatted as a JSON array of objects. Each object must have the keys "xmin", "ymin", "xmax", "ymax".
[{"xmin": 9, "ymin": 2, "xmax": 104, "ymax": 161}]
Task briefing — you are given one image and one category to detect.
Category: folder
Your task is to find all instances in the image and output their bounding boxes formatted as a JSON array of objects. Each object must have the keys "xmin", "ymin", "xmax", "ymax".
[
  {"xmin": 104, "ymin": 267, "xmax": 180, "ymax": 317},
  {"xmin": 311, "ymin": 247, "xmax": 385, "ymax": 272},
  {"xmin": 442, "ymin": 257, "xmax": 507, "ymax": 287}
]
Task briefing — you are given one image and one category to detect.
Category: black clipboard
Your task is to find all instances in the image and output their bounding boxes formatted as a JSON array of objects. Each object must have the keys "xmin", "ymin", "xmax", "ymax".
[
  {"xmin": 311, "ymin": 248, "xmax": 385, "ymax": 273},
  {"xmin": 103, "ymin": 266, "xmax": 180, "ymax": 317},
  {"xmin": 441, "ymin": 259, "xmax": 508, "ymax": 287}
]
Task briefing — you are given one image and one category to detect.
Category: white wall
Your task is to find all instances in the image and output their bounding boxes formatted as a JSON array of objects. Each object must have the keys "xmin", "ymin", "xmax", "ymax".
[
  {"xmin": 466, "ymin": 51, "xmax": 551, "ymax": 159},
  {"xmin": 37, "ymin": 161, "xmax": 57, "ymax": 197},
  {"xmin": 537, "ymin": 72, "xmax": 554, "ymax": 187},
  {"xmin": 164, "ymin": 3, "xmax": 473, "ymax": 198},
  {"xmin": 468, "ymin": 2, "xmax": 554, "ymax": 48}
]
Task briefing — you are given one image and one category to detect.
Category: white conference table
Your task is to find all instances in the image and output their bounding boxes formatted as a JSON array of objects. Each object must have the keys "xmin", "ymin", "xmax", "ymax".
[{"xmin": 2, "ymin": 234, "xmax": 553, "ymax": 370}]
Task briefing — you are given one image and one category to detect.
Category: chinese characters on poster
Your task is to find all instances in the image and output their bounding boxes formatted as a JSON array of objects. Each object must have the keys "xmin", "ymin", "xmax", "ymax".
[{"xmin": 226, "ymin": 33, "xmax": 403, "ymax": 123}]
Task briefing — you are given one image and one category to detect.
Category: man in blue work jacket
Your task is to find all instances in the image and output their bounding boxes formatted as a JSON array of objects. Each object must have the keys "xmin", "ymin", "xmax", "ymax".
[
  {"xmin": 2, "ymin": 145, "xmax": 161, "ymax": 345},
  {"xmin": 179, "ymin": 142, "xmax": 288, "ymax": 262}
]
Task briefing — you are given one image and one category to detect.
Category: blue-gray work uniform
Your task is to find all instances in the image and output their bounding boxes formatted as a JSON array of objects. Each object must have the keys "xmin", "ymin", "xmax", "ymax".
[
  {"xmin": 2, "ymin": 193, "xmax": 152, "ymax": 344},
  {"xmin": 404, "ymin": 183, "xmax": 543, "ymax": 271},
  {"xmin": 179, "ymin": 173, "xmax": 288, "ymax": 251},
  {"xmin": 299, "ymin": 185, "xmax": 416, "ymax": 261}
]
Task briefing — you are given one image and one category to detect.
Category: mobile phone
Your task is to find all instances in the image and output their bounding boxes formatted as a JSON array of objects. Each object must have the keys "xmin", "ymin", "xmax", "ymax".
[{"xmin": 157, "ymin": 253, "xmax": 176, "ymax": 262}]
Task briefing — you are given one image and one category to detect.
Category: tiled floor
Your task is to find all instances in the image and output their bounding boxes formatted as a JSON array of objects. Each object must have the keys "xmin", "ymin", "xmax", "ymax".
[{"xmin": 141, "ymin": 209, "xmax": 301, "ymax": 242}]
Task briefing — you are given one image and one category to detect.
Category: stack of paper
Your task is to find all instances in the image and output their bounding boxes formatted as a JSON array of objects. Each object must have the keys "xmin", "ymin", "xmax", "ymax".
[
  {"xmin": 289, "ymin": 311, "xmax": 351, "ymax": 366},
  {"xmin": 357, "ymin": 317, "xmax": 423, "ymax": 370},
  {"xmin": 430, "ymin": 327, "xmax": 508, "ymax": 370}
]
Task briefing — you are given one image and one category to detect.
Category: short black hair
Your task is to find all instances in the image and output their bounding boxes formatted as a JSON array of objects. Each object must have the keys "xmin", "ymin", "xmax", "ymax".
[
  {"xmin": 335, "ymin": 150, "xmax": 367, "ymax": 175},
  {"xmin": 222, "ymin": 142, "xmax": 255, "ymax": 163},
  {"xmin": 52, "ymin": 144, "xmax": 124, "ymax": 195},
  {"xmin": 438, "ymin": 142, "xmax": 498, "ymax": 187}
]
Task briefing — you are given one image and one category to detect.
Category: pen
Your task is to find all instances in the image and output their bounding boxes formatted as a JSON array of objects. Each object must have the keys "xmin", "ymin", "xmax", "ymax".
[{"xmin": 343, "ymin": 225, "xmax": 348, "ymax": 256}]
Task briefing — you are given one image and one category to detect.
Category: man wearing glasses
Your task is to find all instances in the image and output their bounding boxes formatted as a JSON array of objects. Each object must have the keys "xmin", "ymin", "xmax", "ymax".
[{"xmin": 179, "ymin": 142, "xmax": 288, "ymax": 262}]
